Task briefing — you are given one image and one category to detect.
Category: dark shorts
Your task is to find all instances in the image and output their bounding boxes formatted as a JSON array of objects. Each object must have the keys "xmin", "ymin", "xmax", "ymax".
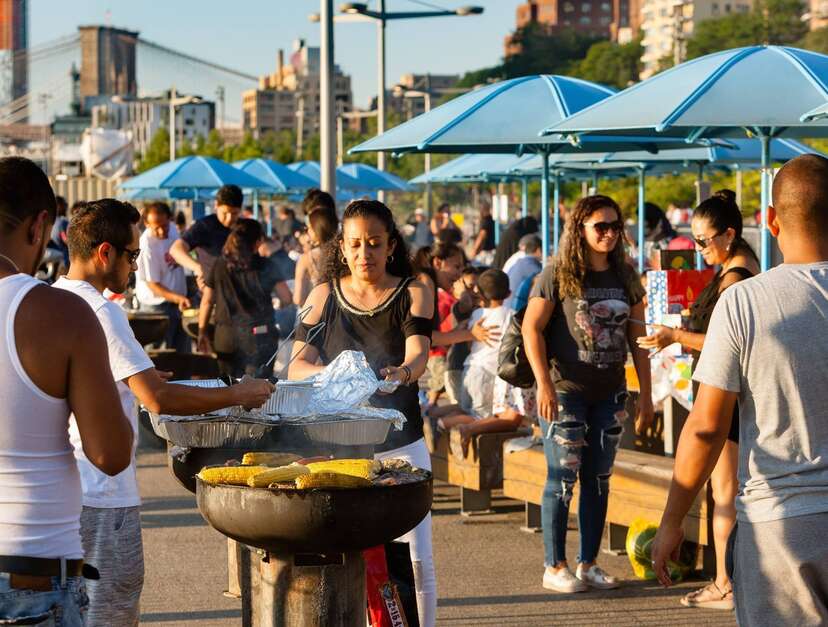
[{"xmin": 727, "ymin": 404, "xmax": 739, "ymax": 443}]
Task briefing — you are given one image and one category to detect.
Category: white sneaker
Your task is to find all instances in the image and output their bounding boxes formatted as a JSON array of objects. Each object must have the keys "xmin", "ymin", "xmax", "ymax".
[
  {"xmin": 543, "ymin": 567, "xmax": 589, "ymax": 593},
  {"xmin": 575, "ymin": 564, "xmax": 620, "ymax": 590}
]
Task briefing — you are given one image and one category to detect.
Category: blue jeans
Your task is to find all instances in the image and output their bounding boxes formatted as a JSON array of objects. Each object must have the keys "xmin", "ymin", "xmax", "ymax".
[
  {"xmin": 539, "ymin": 389, "xmax": 627, "ymax": 567},
  {"xmin": 0, "ymin": 572, "xmax": 87, "ymax": 625}
]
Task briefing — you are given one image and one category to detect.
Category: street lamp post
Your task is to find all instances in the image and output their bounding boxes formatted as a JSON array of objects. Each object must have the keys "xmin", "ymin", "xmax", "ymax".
[
  {"xmin": 320, "ymin": 0, "xmax": 337, "ymax": 195},
  {"xmin": 339, "ymin": 2, "xmax": 483, "ymax": 202},
  {"xmin": 402, "ymin": 90, "xmax": 432, "ymax": 215},
  {"xmin": 169, "ymin": 86, "xmax": 203, "ymax": 161}
]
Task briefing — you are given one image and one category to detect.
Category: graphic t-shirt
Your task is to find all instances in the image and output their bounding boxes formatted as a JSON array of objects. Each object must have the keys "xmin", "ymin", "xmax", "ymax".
[{"xmin": 531, "ymin": 264, "xmax": 639, "ymax": 398}]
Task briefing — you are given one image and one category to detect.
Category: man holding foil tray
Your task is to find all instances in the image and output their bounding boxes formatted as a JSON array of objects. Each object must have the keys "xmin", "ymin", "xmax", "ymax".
[{"xmin": 55, "ymin": 199, "xmax": 273, "ymax": 627}]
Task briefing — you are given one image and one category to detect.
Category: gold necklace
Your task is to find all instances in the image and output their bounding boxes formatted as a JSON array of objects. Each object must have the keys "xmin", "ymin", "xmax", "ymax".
[{"xmin": 349, "ymin": 282, "xmax": 392, "ymax": 311}]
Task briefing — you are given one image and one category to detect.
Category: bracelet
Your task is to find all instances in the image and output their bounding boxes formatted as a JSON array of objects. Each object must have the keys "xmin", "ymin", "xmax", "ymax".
[{"xmin": 400, "ymin": 365, "xmax": 412, "ymax": 385}]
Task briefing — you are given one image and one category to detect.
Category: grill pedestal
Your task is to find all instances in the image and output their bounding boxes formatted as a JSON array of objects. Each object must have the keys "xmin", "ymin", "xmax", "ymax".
[{"xmin": 249, "ymin": 551, "xmax": 365, "ymax": 627}]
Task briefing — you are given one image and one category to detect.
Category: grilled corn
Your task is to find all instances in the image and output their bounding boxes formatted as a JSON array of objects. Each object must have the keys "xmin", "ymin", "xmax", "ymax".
[
  {"xmin": 295, "ymin": 472, "xmax": 372, "ymax": 489},
  {"xmin": 241, "ymin": 452, "xmax": 301, "ymax": 467},
  {"xmin": 198, "ymin": 466, "xmax": 268, "ymax": 486},
  {"xmin": 247, "ymin": 464, "xmax": 309, "ymax": 488},
  {"xmin": 305, "ymin": 459, "xmax": 381, "ymax": 480}
]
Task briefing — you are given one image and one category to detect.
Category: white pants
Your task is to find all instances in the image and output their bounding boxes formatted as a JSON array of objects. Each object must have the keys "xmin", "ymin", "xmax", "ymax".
[{"xmin": 375, "ymin": 438, "xmax": 436, "ymax": 627}]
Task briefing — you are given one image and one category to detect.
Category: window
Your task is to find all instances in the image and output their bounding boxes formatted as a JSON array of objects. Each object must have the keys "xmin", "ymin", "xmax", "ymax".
[
  {"xmin": 724, "ymin": 3, "xmax": 731, "ymax": 11},
  {"xmin": 579, "ymin": 15, "xmax": 592, "ymax": 23},
  {"xmin": 564, "ymin": 2, "xmax": 575, "ymax": 11},
  {"xmin": 581, "ymin": 2, "xmax": 591, "ymax": 11},
  {"xmin": 600, "ymin": 15, "xmax": 611, "ymax": 23},
  {"xmin": 601, "ymin": 2, "xmax": 611, "ymax": 11}
]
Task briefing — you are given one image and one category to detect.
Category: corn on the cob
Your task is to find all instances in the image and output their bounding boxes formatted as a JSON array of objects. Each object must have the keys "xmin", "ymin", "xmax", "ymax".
[
  {"xmin": 295, "ymin": 472, "xmax": 372, "ymax": 489},
  {"xmin": 247, "ymin": 464, "xmax": 309, "ymax": 488},
  {"xmin": 305, "ymin": 459, "xmax": 380, "ymax": 480},
  {"xmin": 198, "ymin": 466, "xmax": 268, "ymax": 486},
  {"xmin": 241, "ymin": 452, "xmax": 301, "ymax": 467}
]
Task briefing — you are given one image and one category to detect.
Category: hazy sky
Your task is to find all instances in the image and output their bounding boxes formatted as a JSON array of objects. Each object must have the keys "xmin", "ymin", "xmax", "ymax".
[{"xmin": 29, "ymin": 1, "xmax": 524, "ymax": 122}]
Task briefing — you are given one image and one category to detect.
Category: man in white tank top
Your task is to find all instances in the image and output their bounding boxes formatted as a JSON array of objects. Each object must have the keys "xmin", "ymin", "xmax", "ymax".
[
  {"xmin": 56, "ymin": 198, "xmax": 274, "ymax": 626},
  {"xmin": 0, "ymin": 157, "xmax": 134, "ymax": 625}
]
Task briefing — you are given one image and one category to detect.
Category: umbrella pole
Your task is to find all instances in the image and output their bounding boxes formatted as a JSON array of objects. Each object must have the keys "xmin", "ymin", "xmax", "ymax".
[
  {"xmin": 541, "ymin": 151, "xmax": 551, "ymax": 265},
  {"xmin": 696, "ymin": 164, "xmax": 704, "ymax": 270},
  {"xmin": 253, "ymin": 190, "xmax": 259, "ymax": 221},
  {"xmin": 521, "ymin": 177, "xmax": 528, "ymax": 218},
  {"xmin": 591, "ymin": 171, "xmax": 598, "ymax": 194},
  {"xmin": 760, "ymin": 135, "xmax": 771, "ymax": 272},
  {"xmin": 637, "ymin": 167, "xmax": 646, "ymax": 273},
  {"xmin": 552, "ymin": 171, "xmax": 561, "ymax": 254}
]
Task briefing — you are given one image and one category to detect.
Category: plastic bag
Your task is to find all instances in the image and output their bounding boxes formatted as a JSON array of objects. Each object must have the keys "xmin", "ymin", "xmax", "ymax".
[
  {"xmin": 626, "ymin": 517, "xmax": 696, "ymax": 581},
  {"xmin": 364, "ymin": 545, "xmax": 410, "ymax": 627}
]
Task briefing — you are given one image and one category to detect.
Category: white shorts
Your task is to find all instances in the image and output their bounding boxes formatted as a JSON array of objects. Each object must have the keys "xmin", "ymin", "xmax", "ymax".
[
  {"xmin": 461, "ymin": 365, "xmax": 495, "ymax": 418},
  {"xmin": 492, "ymin": 376, "xmax": 537, "ymax": 419}
]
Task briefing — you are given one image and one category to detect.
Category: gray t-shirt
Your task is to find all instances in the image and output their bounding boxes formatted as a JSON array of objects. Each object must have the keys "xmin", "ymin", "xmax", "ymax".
[{"xmin": 694, "ymin": 263, "xmax": 828, "ymax": 523}]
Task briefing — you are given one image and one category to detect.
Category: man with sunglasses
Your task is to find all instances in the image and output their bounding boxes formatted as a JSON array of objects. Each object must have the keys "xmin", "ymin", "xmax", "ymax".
[{"xmin": 55, "ymin": 199, "xmax": 274, "ymax": 626}]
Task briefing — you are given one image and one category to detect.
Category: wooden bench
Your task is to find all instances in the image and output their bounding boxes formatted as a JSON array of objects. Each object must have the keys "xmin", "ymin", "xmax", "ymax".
[
  {"xmin": 502, "ymin": 444, "xmax": 713, "ymax": 571},
  {"xmin": 423, "ymin": 420, "xmax": 531, "ymax": 515}
]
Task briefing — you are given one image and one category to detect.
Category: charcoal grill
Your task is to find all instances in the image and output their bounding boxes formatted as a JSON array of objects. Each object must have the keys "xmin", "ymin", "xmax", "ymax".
[
  {"xmin": 127, "ymin": 311, "xmax": 169, "ymax": 346},
  {"xmin": 196, "ymin": 475, "xmax": 432, "ymax": 627}
]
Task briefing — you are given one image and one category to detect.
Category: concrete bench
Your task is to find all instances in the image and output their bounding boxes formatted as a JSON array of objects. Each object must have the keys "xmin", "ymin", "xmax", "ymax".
[
  {"xmin": 502, "ymin": 444, "xmax": 713, "ymax": 571},
  {"xmin": 424, "ymin": 421, "xmax": 531, "ymax": 515}
]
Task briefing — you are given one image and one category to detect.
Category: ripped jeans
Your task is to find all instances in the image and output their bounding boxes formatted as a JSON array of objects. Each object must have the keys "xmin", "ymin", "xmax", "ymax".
[{"xmin": 539, "ymin": 389, "xmax": 627, "ymax": 567}]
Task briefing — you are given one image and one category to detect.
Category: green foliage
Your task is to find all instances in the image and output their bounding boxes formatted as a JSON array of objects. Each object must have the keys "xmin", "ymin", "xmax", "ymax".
[
  {"xmin": 137, "ymin": 127, "xmax": 171, "ymax": 173},
  {"xmin": 203, "ymin": 129, "xmax": 225, "ymax": 159},
  {"xmin": 798, "ymin": 26, "xmax": 828, "ymax": 53},
  {"xmin": 503, "ymin": 24, "xmax": 602, "ymax": 76},
  {"xmin": 574, "ymin": 37, "xmax": 643, "ymax": 89},
  {"xmin": 686, "ymin": 0, "xmax": 808, "ymax": 60}
]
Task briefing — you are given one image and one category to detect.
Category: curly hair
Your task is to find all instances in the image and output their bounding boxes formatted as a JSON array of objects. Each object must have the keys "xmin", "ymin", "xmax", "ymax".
[
  {"xmin": 555, "ymin": 195, "xmax": 643, "ymax": 302},
  {"xmin": 321, "ymin": 200, "xmax": 413, "ymax": 281}
]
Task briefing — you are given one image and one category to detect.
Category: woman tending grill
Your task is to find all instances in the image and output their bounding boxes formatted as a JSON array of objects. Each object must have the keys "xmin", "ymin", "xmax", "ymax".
[{"xmin": 288, "ymin": 199, "xmax": 437, "ymax": 627}]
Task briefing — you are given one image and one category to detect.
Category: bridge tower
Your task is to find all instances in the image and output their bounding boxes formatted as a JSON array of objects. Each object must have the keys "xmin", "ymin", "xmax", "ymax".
[{"xmin": 78, "ymin": 25, "xmax": 138, "ymax": 112}]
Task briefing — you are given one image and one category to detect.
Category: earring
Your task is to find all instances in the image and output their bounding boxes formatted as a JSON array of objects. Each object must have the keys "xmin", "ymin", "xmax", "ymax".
[
  {"xmin": 340, "ymin": 253, "xmax": 347, "ymax": 265},
  {"xmin": 387, "ymin": 254, "xmax": 394, "ymax": 264}
]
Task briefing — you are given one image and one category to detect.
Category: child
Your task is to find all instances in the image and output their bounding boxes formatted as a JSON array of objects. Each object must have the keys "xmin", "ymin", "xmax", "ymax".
[
  {"xmin": 440, "ymin": 269, "xmax": 511, "ymax": 428},
  {"xmin": 444, "ymin": 266, "xmax": 482, "ymax": 405}
]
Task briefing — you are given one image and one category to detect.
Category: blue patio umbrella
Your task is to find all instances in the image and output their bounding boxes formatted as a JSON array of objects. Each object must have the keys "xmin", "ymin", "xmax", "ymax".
[
  {"xmin": 232, "ymin": 158, "xmax": 317, "ymax": 195},
  {"xmin": 546, "ymin": 45, "xmax": 828, "ymax": 270},
  {"xmin": 121, "ymin": 156, "xmax": 271, "ymax": 195},
  {"xmin": 351, "ymin": 74, "xmax": 718, "ymax": 263},
  {"xmin": 288, "ymin": 161, "xmax": 366, "ymax": 193},
  {"xmin": 337, "ymin": 163, "xmax": 414, "ymax": 192}
]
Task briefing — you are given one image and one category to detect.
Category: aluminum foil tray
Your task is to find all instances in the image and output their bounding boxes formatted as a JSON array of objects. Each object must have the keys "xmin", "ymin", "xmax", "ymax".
[
  {"xmin": 148, "ymin": 413, "xmax": 274, "ymax": 448},
  {"xmin": 301, "ymin": 417, "xmax": 392, "ymax": 446},
  {"xmin": 262, "ymin": 381, "xmax": 318, "ymax": 416}
]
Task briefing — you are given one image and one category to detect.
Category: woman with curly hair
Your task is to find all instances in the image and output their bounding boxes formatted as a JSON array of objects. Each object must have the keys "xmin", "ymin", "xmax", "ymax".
[
  {"xmin": 288, "ymin": 200, "xmax": 437, "ymax": 626},
  {"xmin": 197, "ymin": 219, "xmax": 292, "ymax": 378},
  {"xmin": 522, "ymin": 195, "xmax": 654, "ymax": 593}
]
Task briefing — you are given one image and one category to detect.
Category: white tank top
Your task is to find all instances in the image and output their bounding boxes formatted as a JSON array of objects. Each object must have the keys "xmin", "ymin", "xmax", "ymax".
[{"xmin": 0, "ymin": 273, "xmax": 82, "ymax": 558}]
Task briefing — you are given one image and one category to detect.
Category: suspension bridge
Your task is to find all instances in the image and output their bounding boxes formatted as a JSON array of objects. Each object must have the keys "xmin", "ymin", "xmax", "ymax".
[{"xmin": 0, "ymin": 29, "xmax": 260, "ymax": 129}]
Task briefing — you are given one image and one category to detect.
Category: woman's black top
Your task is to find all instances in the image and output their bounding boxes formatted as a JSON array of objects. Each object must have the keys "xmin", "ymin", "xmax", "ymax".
[
  {"xmin": 294, "ymin": 277, "xmax": 433, "ymax": 453},
  {"xmin": 688, "ymin": 266, "xmax": 754, "ymax": 443},
  {"xmin": 206, "ymin": 255, "xmax": 284, "ymax": 353}
]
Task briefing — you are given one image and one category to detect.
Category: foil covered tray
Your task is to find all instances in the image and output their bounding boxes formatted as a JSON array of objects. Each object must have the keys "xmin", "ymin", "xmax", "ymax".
[
  {"xmin": 301, "ymin": 417, "xmax": 392, "ymax": 446},
  {"xmin": 148, "ymin": 413, "xmax": 274, "ymax": 448},
  {"xmin": 261, "ymin": 381, "xmax": 319, "ymax": 416}
]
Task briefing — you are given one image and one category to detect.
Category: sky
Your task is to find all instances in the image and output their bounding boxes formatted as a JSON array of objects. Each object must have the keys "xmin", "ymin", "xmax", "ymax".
[{"xmin": 28, "ymin": 0, "xmax": 524, "ymax": 123}]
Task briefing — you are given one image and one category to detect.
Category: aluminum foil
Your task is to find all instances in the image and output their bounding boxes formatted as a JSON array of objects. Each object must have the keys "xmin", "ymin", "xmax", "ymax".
[
  {"xmin": 261, "ymin": 380, "xmax": 319, "ymax": 416},
  {"xmin": 169, "ymin": 379, "xmax": 245, "ymax": 417},
  {"xmin": 149, "ymin": 412, "xmax": 273, "ymax": 448},
  {"xmin": 305, "ymin": 350, "xmax": 400, "ymax": 413}
]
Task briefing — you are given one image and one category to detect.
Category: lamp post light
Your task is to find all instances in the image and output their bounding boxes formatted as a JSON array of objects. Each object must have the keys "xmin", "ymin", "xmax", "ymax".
[
  {"xmin": 338, "ymin": 2, "xmax": 483, "ymax": 201},
  {"xmin": 402, "ymin": 90, "xmax": 432, "ymax": 215}
]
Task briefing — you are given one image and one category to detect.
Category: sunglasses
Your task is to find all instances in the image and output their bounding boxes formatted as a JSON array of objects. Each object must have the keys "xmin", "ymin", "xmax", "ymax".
[
  {"xmin": 121, "ymin": 247, "xmax": 141, "ymax": 264},
  {"xmin": 583, "ymin": 220, "xmax": 624, "ymax": 236},
  {"xmin": 692, "ymin": 231, "xmax": 723, "ymax": 249}
]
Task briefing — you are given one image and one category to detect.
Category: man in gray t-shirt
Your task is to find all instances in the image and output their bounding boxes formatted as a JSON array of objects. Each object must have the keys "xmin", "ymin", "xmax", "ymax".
[{"xmin": 652, "ymin": 155, "xmax": 828, "ymax": 626}]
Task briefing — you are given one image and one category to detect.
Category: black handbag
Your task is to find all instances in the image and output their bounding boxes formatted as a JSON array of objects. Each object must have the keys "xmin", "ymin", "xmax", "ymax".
[{"xmin": 497, "ymin": 299, "xmax": 557, "ymax": 389}]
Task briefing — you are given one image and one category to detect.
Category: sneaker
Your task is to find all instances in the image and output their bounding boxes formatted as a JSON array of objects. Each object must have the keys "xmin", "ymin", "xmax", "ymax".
[
  {"xmin": 543, "ymin": 566, "xmax": 589, "ymax": 593},
  {"xmin": 575, "ymin": 564, "xmax": 620, "ymax": 590},
  {"xmin": 680, "ymin": 583, "xmax": 734, "ymax": 610}
]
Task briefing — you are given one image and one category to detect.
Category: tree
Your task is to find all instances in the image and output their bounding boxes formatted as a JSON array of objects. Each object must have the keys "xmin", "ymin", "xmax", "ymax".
[
  {"xmin": 502, "ymin": 24, "xmax": 602, "ymax": 77},
  {"xmin": 573, "ymin": 37, "xmax": 643, "ymax": 89},
  {"xmin": 799, "ymin": 26, "xmax": 828, "ymax": 53},
  {"xmin": 203, "ymin": 129, "xmax": 225, "ymax": 159},
  {"xmin": 138, "ymin": 127, "xmax": 170, "ymax": 172},
  {"xmin": 686, "ymin": 0, "xmax": 807, "ymax": 60}
]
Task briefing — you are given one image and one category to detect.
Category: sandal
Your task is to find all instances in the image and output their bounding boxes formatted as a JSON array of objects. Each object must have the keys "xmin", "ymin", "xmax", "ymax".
[{"xmin": 680, "ymin": 582, "xmax": 734, "ymax": 610}]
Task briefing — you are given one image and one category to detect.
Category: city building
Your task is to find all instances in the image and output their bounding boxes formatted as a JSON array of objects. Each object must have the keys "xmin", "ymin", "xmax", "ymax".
[
  {"xmin": 505, "ymin": 0, "xmax": 617, "ymax": 56},
  {"xmin": 242, "ymin": 39, "xmax": 353, "ymax": 139},
  {"xmin": 809, "ymin": 0, "xmax": 828, "ymax": 29},
  {"xmin": 611, "ymin": 0, "xmax": 643, "ymax": 42},
  {"xmin": 640, "ymin": 0, "xmax": 751, "ymax": 78},
  {"xmin": 0, "ymin": 0, "xmax": 28, "ymax": 120},
  {"xmin": 388, "ymin": 73, "xmax": 460, "ymax": 120},
  {"xmin": 91, "ymin": 91, "xmax": 214, "ymax": 158},
  {"xmin": 78, "ymin": 25, "xmax": 138, "ymax": 111}
]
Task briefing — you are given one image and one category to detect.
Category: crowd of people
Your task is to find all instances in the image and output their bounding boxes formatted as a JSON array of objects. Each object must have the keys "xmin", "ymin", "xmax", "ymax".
[{"xmin": 0, "ymin": 152, "xmax": 826, "ymax": 626}]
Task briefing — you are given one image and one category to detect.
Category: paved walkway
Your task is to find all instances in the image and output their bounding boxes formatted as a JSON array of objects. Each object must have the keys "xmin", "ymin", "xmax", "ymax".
[{"xmin": 136, "ymin": 448, "xmax": 736, "ymax": 626}]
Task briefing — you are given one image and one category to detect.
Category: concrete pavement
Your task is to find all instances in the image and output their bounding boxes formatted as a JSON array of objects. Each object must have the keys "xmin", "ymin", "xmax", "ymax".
[{"xmin": 136, "ymin": 448, "xmax": 736, "ymax": 626}]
